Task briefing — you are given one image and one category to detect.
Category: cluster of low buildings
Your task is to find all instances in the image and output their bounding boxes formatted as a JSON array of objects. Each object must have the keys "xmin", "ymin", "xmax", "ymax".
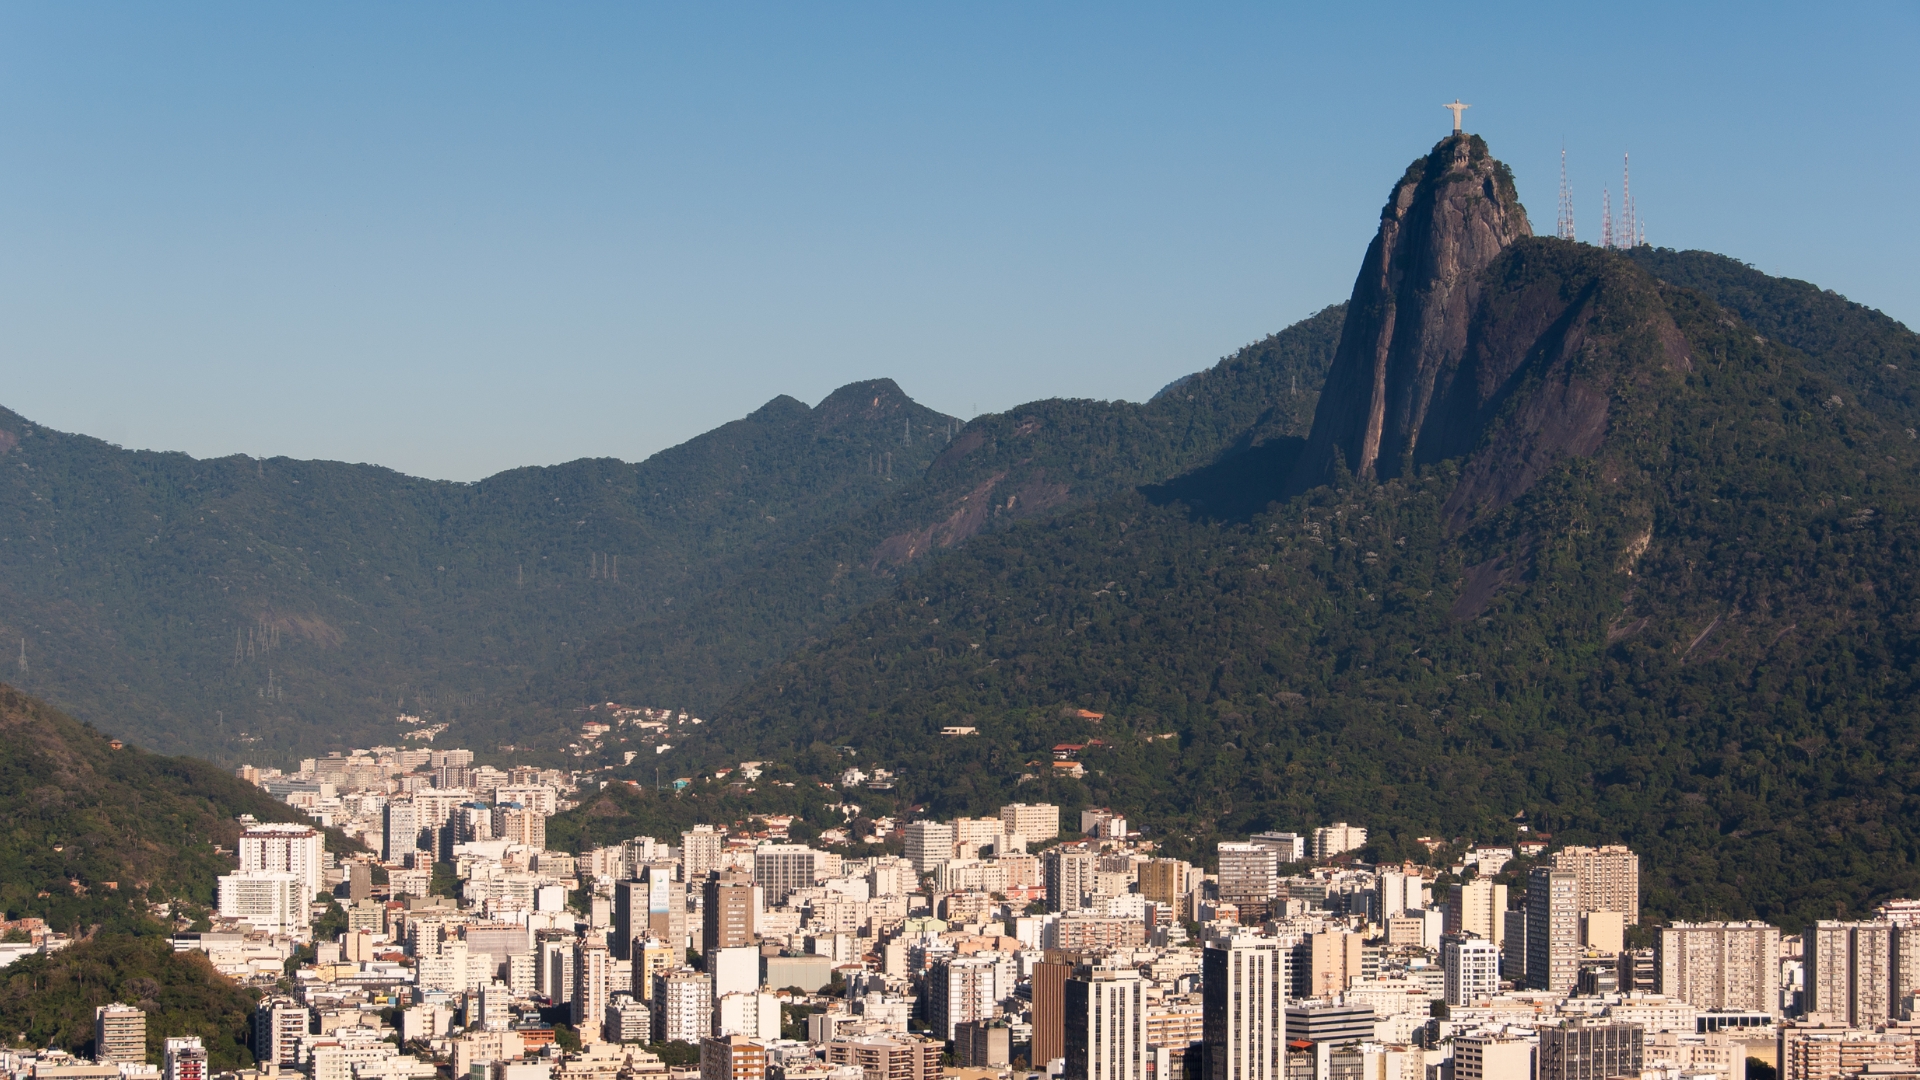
[{"xmin": 17, "ymin": 752, "xmax": 1920, "ymax": 1080}]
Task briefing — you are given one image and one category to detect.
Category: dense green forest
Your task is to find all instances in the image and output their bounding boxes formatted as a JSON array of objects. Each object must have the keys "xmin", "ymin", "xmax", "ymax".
[
  {"xmin": 0, "ymin": 933, "xmax": 260, "ymax": 1068},
  {"xmin": 0, "ymin": 683, "xmax": 342, "ymax": 932},
  {"xmin": 535, "ymin": 306, "xmax": 1346, "ymax": 714},
  {"xmin": 694, "ymin": 240, "xmax": 1920, "ymax": 930},
  {"xmin": 0, "ymin": 381, "xmax": 957, "ymax": 759}
]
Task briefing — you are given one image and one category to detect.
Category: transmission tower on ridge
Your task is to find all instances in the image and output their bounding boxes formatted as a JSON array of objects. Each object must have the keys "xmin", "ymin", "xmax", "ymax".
[
  {"xmin": 1601, "ymin": 187, "xmax": 1613, "ymax": 249},
  {"xmin": 1556, "ymin": 147, "xmax": 1576, "ymax": 241},
  {"xmin": 1620, "ymin": 152, "xmax": 1637, "ymax": 250}
]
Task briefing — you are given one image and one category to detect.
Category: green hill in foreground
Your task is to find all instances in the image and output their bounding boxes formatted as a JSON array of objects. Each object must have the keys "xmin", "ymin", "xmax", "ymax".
[
  {"xmin": 0, "ymin": 934, "xmax": 259, "ymax": 1069},
  {"xmin": 0, "ymin": 682, "xmax": 328, "ymax": 933},
  {"xmin": 696, "ymin": 142, "xmax": 1920, "ymax": 932}
]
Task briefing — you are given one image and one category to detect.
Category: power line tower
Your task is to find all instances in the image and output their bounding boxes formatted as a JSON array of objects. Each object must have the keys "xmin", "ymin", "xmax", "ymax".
[{"xmin": 1556, "ymin": 147, "xmax": 1577, "ymax": 241}]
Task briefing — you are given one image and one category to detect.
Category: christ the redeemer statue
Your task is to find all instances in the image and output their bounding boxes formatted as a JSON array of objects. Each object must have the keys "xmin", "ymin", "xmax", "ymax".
[{"xmin": 1444, "ymin": 99, "xmax": 1470, "ymax": 133}]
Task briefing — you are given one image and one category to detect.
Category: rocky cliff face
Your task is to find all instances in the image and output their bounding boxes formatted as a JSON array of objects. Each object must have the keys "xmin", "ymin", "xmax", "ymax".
[{"xmin": 1290, "ymin": 134, "xmax": 1532, "ymax": 491}]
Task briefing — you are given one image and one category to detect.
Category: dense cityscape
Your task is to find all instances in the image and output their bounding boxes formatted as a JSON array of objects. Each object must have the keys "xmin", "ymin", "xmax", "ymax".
[{"xmin": 3, "ymin": 739, "xmax": 1912, "ymax": 1080}]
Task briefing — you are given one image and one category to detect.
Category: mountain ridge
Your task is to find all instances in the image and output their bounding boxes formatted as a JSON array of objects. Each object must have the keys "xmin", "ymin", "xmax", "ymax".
[{"xmin": 683, "ymin": 139, "xmax": 1920, "ymax": 929}]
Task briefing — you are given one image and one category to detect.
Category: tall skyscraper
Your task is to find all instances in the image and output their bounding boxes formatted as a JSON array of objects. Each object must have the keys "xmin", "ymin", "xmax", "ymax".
[
  {"xmin": 541, "ymin": 935, "xmax": 577, "ymax": 1004},
  {"xmin": 1216, "ymin": 844, "xmax": 1279, "ymax": 924},
  {"xmin": 1031, "ymin": 960, "xmax": 1071, "ymax": 1070},
  {"xmin": 1445, "ymin": 880, "xmax": 1508, "ymax": 945},
  {"xmin": 753, "ymin": 845, "xmax": 818, "ymax": 907},
  {"xmin": 252, "ymin": 997, "xmax": 310, "ymax": 1065},
  {"xmin": 1000, "ymin": 803, "xmax": 1061, "ymax": 843},
  {"xmin": 218, "ymin": 871, "xmax": 310, "ymax": 939},
  {"xmin": 654, "ymin": 969, "xmax": 714, "ymax": 1044},
  {"xmin": 904, "ymin": 822, "xmax": 956, "ymax": 876},
  {"xmin": 1307, "ymin": 930, "xmax": 1363, "ymax": 998},
  {"xmin": 641, "ymin": 864, "xmax": 688, "ymax": 951},
  {"xmin": 1807, "ymin": 921, "xmax": 1894, "ymax": 1026},
  {"xmin": 94, "ymin": 1003, "xmax": 147, "ymax": 1064},
  {"xmin": 682, "ymin": 826, "xmax": 725, "ymax": 883},
  {"xmin": 1138, "ymin": 860, "xmax": 1195, "ymax": 907},
  {"xmin": 1550, "ymin": 845, "xmax": 1641, "ymax": 925},
  {"xmin": 703, "ymin": 872, "xmax": 757, "ymax": 956},
  {"xmin": 1525, "ymin": 868, "xmax": 1580, "ymax": 992},
  {"xmin": 238, "ymin": 823, "xmax": 324, "ymax": 898},
  {"xmin": 1501, "ymin": 910, "xmax": 1528, "ymax": 984},
  {"xmin": 928, "ymin": 956, "xmax": 997, "ymax": 1041},
  {"xmin": 382, "ymin": 799, "xmax": 418, "ymax": 863},
  {"xmin": 1656, "ymin": 922, "xmax": 1782, "ymax": 1016},
  {"xmin": 1203, "ymin": 938, "xmax": 1285, "ymax": 1080},
  {"xmin": 614, "ymin": 880, "xmax": 649, "ymax": 961},
  {"xmin": 574, "ymin": 942, "xmax": 611, "ymax": 1041},
  {"xmin": 1443, "ymin": 935, "xmax": 1502, "ymax": 1006},
  {"xmin": 1045, "ymin": 849, "xmax": 1098, "ymax": 913},
  {"xmin": 1065, "ymin": 969, "xmax": 1149, "ymax": 1080}
]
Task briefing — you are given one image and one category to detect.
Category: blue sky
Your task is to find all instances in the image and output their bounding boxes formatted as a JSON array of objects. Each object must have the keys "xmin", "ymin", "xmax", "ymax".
[{"xmin": 1, "ymin": 3, "xmax": 1913, "ymax": 481}]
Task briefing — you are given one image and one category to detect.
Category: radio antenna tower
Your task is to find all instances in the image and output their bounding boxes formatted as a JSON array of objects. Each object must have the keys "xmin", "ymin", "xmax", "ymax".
[
  {"xmin": 1620, "ymin": 152, "xmax": 1636, "ymax": 250},
  {"xmin": 1601, "ymin": 187, "xmax": 1614, "ymax": 249},
  {"xmin": 1556, "ymin": 146, "xmax": 1576, "ymax": 241}
]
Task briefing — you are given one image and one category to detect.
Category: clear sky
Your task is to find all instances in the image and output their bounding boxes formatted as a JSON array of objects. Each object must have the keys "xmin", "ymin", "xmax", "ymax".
[{"xmin": 1, "ymin": 3, "xmax": 1914, "ymax": 481}]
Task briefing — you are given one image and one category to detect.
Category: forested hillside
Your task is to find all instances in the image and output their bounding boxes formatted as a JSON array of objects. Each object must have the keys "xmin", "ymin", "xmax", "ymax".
[
  {"xmin": 696, "ymin": 151, "xmax": 1920, "ymax": 930},
  {"xmin": 0, "ymin": 381, "xmax": 955, "ymax": 758},
  {"xmin": 535, "ymin": 305, "xmax": 1346, "ymax": 713},
  {"xmin": 0, "ymin": 683, "xmax": 334, "ymax": 933}
]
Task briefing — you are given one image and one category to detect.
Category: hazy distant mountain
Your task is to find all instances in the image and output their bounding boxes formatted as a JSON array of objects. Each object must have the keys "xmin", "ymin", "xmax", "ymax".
[{"xmin": 0, "ymin": 380, "xmax": 956, "ymax": 757}]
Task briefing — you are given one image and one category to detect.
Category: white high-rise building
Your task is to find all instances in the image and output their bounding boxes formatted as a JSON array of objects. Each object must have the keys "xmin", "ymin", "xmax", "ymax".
[
  {"xmin": 713, "ymin": 991, "xmax": 781, "ymax": 1039},
  {"xmin": 574, "ymin": 943, "xmax": 611, "ymax": 1041},
  {"xmin": 1310, "ymin": 823, "xmax": 1367, "ymax": 859},
  {"xmin": 1203, "ymin": 937, "xmax": 1285, "ymax": 1080},
  {"xmin": 238, "ymin": 823, "xmax": 324, "ymax": 898},
  {"xmin": 252, "ymin": 998, "xmax": 310, "ymax": 1065},
  {"xmin": 1443, "ymin": 935, "xmax": 1502, "ymax": 1006},
  {"xmin": 476, "ymin": 982, "xmax": 513, "ymax": 1031},
  {"xmin": 1446, "ymin": 880, "xmax": 1508, "ymax": 945},
  {"xmin": 928, "ymin": 956, "xmax": 996, "ymax": 1040},
  {"xmin": 682, "ymin": 825, "xmax": 725, "ymax": 882},
  {"xmin": 905, "ymin": 822, "xmax": 956, "ymax": 876},
  {"xmin": 1045, "ymin": 849, "xmax": 1098, "ymax": 913},
  {"xmin": 218, "ymin": 871, "xmax": 309, "ymax": 939},
  {"xmin": 541, "ymin": 937, "xmax": 577, "ymax": 1003},
  {"xmin": 1000, "ymin": 803, "xmax": 1060, "ymax": 843},
  {"xmin": 383, "ymin": 800, "xmax": 418, "ymax": 863},
  {"xmin": 653, "ymin": 969, "xmax": 713, "ymax": 1044},
  {"xmin": 710, "ymin": 945, "xmax": 760, "ymax": 999},
  {"xmin": 1065, "ymin": 968, "xmax": 1148, "ymax": 1080}
]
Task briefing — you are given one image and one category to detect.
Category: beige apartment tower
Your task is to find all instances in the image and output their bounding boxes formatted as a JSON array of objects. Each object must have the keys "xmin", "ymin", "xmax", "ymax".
[
  {"xmin": 1000, "ymin": 803, "xmax": 1061, "ymax": 843},
  {"xmin": 1657, "ymin": 921, "xmax": 1782, "ymax": 1016},
  {"xmin": 1807, "ymin": 920, "xmax": 1894, "ymax": 1026},
  {"xmin": 1551, "ymin": 845, "xmax": 1641, "ymax": 925},
  {"xmin": 95, "ymin": 1003, "xmax": 147, "ymax": 1064},
  {"xmin": 1446, "ymin": 879, "xmax": 1509, "ymax": 946}
]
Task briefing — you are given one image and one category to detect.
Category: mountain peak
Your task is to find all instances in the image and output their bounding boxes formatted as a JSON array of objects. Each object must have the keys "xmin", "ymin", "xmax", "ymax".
[{"xmin": 1291, "ymin": 134, "xmax": 1531, "ymax": 490}]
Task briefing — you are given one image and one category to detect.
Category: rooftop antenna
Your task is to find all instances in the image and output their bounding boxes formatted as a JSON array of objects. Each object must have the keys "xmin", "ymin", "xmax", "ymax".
[
  {"xmin": 1601, "ymin": 187, "xmax": 1614, "ymax": 249},
  {"xmin": 1556, "ymin": 146, "xmax": 1577, "ymax": 242}
]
